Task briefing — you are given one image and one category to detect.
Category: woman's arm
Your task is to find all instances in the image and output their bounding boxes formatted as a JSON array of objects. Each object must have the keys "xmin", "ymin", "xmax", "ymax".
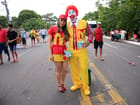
[{"xmin": 48, "ymin": 35, "xmax": 53, "ymax": 60}]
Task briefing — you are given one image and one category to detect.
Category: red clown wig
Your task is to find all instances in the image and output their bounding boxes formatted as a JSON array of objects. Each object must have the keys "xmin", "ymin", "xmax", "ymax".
[{"xmin": 65, "ymin": 5, "xmax": 79, "ymax": 17}]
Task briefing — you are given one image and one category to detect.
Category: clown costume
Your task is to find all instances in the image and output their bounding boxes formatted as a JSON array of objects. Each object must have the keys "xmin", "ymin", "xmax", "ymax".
[{"xmin": 65, "ymin": 5, "xmax": 93, "ymax": 95}]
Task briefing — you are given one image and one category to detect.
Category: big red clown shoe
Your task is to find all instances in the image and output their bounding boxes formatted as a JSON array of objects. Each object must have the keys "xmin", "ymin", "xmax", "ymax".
[{"xmin": 65, "ymin": 5, "xmax": 93, "ymax": 96}]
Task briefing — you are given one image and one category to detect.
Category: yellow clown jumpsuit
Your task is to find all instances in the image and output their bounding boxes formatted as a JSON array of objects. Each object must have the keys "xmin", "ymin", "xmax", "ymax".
[{"xmin": 67, "ymin": 19, "xmax": 93, "ymax": 89}]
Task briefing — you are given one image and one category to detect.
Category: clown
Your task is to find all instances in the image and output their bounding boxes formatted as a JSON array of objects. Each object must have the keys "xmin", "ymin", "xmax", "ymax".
[{"xmin": 65, "ymin": 5, "xmax": 93, "ymax": 95}]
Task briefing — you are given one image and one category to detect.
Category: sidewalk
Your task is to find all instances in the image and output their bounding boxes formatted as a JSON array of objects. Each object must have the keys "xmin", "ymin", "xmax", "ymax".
[{"xmin": 103, "ymin": 36, "xmax": 140, "ymax": 46}]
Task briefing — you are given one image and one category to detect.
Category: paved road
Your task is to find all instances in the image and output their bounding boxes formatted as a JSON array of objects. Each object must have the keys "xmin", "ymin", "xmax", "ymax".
[
  {"xmin": 0, "ymin": 38, "xmax": 140, "ymax": 105},
  {"xmin": 89, "ymin": 38, "xmax": 140, "ymax": 105}
]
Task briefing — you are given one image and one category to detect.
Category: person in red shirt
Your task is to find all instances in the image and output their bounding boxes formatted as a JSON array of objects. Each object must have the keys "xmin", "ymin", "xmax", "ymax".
[
  {"xmin": 48, "ymin": 14, "xmax": 69, "ymax": 92},
  {"xmin": 93, "ymin": 22, "xmax": 104, "ymax": 61},
  {"xmin": 0, "ymin": 23, "xmax": 10, "ymax": 65}
]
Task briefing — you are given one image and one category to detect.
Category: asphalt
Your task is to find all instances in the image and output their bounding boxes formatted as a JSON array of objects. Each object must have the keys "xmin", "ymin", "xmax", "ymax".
[
  {"xmin": 0, "ymin": 38, "xmax": 139, "ymax": 105},
  {"xmin": 88, "ymin": 39, "xmax": 140, "ymax": 105}
]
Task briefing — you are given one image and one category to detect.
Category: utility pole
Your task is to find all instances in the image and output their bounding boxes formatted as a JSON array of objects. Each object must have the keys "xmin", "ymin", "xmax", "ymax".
[{"xmin": 1, "ymin": 0, "xmax": 11, "ymax": 24}]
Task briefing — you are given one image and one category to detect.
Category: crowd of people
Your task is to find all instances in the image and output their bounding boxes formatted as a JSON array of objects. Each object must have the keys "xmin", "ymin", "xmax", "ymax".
[
  {"xmin": 110, "ymin": 28, "xmax": 140, "ymax": 42},
  {"xmin": 16, "ymin": 27, "xmax": 47, "ymax": 48},
  {"xmin": 0, "ymin": 23, "xmax": 48, "ymax": 65}
]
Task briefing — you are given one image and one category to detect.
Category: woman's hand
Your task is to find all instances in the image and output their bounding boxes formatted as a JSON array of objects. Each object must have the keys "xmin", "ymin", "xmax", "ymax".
[{"xmin": 49, "ymin": 54, "xmax": 54, "ymax": 61}]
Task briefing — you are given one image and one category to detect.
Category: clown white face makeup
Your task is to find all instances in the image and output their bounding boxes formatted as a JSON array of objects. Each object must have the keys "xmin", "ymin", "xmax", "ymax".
[{"xmin": 68, "ymin": 9, "xmax": 77, "ymax": 23}]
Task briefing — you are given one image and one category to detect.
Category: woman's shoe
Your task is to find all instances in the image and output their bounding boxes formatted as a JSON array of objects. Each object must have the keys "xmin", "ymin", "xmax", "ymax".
[
  {"xmin": 62, "ymin": 84, "xmax": 66, "ymax": 91},
  {"xmin": 58, "ymin": 85, "xmax": 65, "ymax": 93}
]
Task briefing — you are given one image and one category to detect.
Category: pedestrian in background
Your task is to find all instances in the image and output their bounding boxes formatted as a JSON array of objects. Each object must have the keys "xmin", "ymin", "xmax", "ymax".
[
  {"xmin": 48, "ymin": 14, "xmax": 69, "ymax": 92},
  {"xmin": 110, "ymin": 29, "xmax": 115, "ymax": 41},
  {"xmin": 36, "ymin": 30, "xmax": 41, "ymax": 46},
  {"xmin": 120, "ymin": 29, "xmax": 127, "ymax": 42},
  {"xmin": 93, "ymin": 22, "xmax": 104, "ymax": 61},
  {"xmin": 125, "ymin": 28, "xmax": 129, "ymax": 40},
  {"xmin": 20, "ymin": 28, "xmax": 27, "ymax": 48},
  {"xmin": 7, "ymin": 24, "xmax": 19, "ymax": 63},
  {"xmin": 16, "ymin": 31, "xmax": 22, "ymax": 48},
  {"xmin": 40, "ymin": 27, "xmax": 47, "ymax": 43},
  {"xmin": 0, "ymin": 22, "xmax": 10, "ymax": 65},
  {"xmin": 30, "ymin": 29, "xmax": 36, "ymax": 47},
  {"xmin": 133, "ymin": 27, "xmax": 139, "ymax": 41}
]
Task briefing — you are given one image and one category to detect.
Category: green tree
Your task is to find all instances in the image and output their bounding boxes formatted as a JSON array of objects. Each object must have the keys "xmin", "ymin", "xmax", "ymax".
[
  {"xmin": 18, "ymin": 10, "xmax": 41, "ymax": 26},
  {"xmin": 96, "ymin": 0, "xmax": 140, "ymax": 33},
  {"xmin": 21, "ymin": 18, "xmax": 44, "ymax": 31},
  {"xmin": 0, "ymin": 16, "xmax": 8, "ymax": 27},
  {"xmin": 83, "ymin": 11, "xmax": 99, "ymax": 21},
  {"xmin": 11, "ymin": 16, "xmax": 18, "ymax": 28},
  {"xmin": 42, "ymin": 13, "xmax": 57, "ymax": 26}
]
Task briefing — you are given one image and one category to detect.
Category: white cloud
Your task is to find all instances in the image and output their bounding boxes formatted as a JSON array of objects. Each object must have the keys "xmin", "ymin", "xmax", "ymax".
[{"xmin": 0, "ymin": 0, "xmax": 98, "ymax": 18}]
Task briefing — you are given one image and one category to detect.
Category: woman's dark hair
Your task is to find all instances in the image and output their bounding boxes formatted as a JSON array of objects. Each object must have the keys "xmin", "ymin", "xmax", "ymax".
[{"xmin": 57, "ymin": 19, "xmax": 69, "ymax": 40}]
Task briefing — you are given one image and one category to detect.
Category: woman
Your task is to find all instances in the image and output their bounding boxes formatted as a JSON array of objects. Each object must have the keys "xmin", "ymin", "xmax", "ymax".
[{"xmin": 48, "ymin": 14, "xmax": 69, "ymax": 92}]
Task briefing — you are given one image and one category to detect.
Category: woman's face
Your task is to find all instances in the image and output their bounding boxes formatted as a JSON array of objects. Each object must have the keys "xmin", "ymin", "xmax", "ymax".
[{"xmin": 59, "ymin": 18, "xmax": 66, "ymax": 27}]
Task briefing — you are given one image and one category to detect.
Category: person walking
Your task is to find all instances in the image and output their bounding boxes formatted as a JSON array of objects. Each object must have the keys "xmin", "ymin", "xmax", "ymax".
[
  {"xmin": 30, "ymin": 29, "xmax": 36, "ymax": 47},
  {"xmin": 20, "ymin": 28, "xmax": 27, "ymax": 48},
  {"xmin": 93, "ymin": 22, "xmax": 104, "ymax": 61},
  {"xmin": 7, "ymin": 24, "xmax": 19, "ymax": 63},
  {"xmin": 40, "ymin": 27, "xmax": 47, "ymax": 43},
  {"xmin": 0, "ymin": 23, "xmax": 10, "ymax": 65}
]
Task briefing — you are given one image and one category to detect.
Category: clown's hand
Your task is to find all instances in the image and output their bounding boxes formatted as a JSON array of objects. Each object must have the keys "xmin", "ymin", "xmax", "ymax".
[{"xmin": 82, "ymin": 41, "xmax": 90, "ymax": 48}]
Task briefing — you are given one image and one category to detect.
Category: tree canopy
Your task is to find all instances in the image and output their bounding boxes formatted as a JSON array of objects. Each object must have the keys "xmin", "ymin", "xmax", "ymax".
[
  {"xmin": 21, "ymin": 18, "xmax": 44, "ymax": 31},
  {"xmin": 18, "ymin": 10, "xmax": 41, "ymax": 26},
  {"xmin": 0, "ymin": 9, "xmax": 58, "ymax": 30},
  {"xmin": 0, "ymin": 16, "xmax": 8, "ymax": 27},
  {"xmin": 83, "ymin": 0, "xmax": 140, "ymax": 32}
]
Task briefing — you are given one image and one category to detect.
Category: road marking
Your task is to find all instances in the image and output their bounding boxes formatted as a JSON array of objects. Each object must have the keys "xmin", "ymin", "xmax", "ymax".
[
  {"xmin": 93, "ymin": 93, "xmax": 105, "ymax": 103},
  {"xmin": 89, "ymin": 59, "xmax": 128, "ymax": 105},
  {"xmin": 79, "ymin": 89, "xmax": 92, "ymax": 105},
  {"xmin": 79, "ymin": 62, "xmax": 94, "ymax": 105},
  {"xmin": 108, "ymin": 89, "xmax": 126, "ymax": 104},
  {"xmin": 104, "ymin": 43, "xmax": 118, "ymax": 49}
]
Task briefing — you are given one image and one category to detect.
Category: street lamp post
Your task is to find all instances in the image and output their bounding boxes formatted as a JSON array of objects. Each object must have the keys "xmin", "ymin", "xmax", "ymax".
[{"xmin": 1, "ymin": 0, "xmax": 11, "ymax": 24}]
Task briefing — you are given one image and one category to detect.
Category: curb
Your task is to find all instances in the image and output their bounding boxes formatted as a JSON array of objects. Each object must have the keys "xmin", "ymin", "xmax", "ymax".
[{"xmin": 103, "ymin": 36, "xmax": 140, "ymax": 47}]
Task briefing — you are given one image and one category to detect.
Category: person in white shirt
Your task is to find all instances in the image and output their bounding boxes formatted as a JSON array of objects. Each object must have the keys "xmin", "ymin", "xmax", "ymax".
[
  {"xmin": 40, "ymin": 27, "xmax": 47, "ymax": 43},
  {"xmin": 121, "ymin": 30, "xmax": 127, "ymax": 41}
]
